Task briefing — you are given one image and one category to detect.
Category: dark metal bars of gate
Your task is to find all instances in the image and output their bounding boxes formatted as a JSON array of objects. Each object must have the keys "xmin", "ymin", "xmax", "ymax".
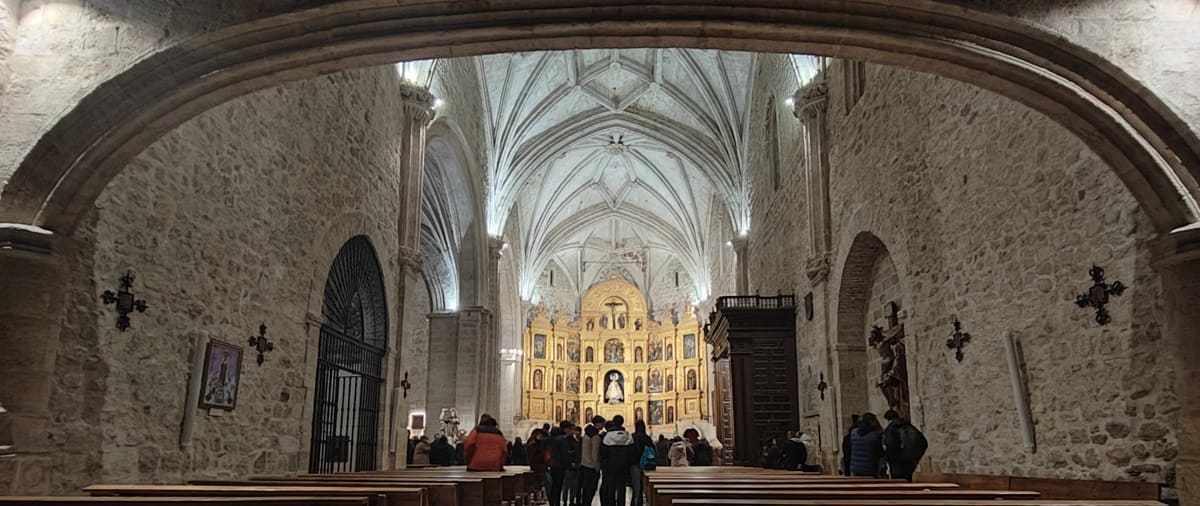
[{"xmin": 308, "ymin": 325, "xmax": 385, "ymax": 473}]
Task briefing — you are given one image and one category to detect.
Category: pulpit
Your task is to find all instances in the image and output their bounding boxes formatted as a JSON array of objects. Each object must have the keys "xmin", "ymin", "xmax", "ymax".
[{"xmin": 705, "ymin": 294, "xmax": 799, "ymax": 466}]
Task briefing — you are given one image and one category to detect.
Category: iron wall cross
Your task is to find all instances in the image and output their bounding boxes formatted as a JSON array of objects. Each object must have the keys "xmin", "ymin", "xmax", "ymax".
[
  {"xmin": 945, "ymin": 319, "xmax": 972, "ymax": 362},
  {"xmin": 100, "ymin": 271, "xmax": 148, "ymax": 332},
  {"xmin": 248, "ymin": 323, "xmax": 274, "ymax": 366},
  {"xmin": 816, "ymin": 372, "xmax": 828, "ymax": 400},
  {"xmin": 1075, "ymin": 265, "xmax": 1126, "ymax": 325},
  {"xmin": 400, "ymin": 372, "xmax": 412, "ymax": 398}
]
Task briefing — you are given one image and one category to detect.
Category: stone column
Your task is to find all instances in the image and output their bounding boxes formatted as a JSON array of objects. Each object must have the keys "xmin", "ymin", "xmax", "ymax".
[
  {"xmin": 396, "ymin": 84, "xmax": 435, "ymax": 249},
  {"xmin": 498, "ymin": 348, "xmax": 523, "ymax": 433},
  {"xmin": 482, "ymin": 238, "xmax": 505, "ymax": 420},
  {"xmin": 386, "ymin": 84, "xmax": 433, "ymax": 466},
  {"xmin": 425, "ymin": 311, "xmax": 462, "ymax": 429},
  {"xmin": 1155, "ymin": 226, "xmax": 1200, "ymax": 504},
  {"xmin": 731, "ymin": 237, "xmax": 750, "ymax": 295},
  {"xmin": 793, "ymin": 79, "xmax": 841, "ymax": 464},
  {"xmin": 0, "ymin": 225, "xmax": 65, "ymax": 494}
]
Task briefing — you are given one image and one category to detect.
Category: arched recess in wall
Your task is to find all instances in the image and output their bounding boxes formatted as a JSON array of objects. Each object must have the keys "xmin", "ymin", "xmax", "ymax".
[
  {"xmin": 2, "ymin": 2, "xmax": 1198, "ymax": 236},
  {"xmin": 834, "ymin": 231, "xmax": 907, "ymax": 426},
  {"xmin": 310, "ymin": 235, "xmax": 388, "ymax": 473}
]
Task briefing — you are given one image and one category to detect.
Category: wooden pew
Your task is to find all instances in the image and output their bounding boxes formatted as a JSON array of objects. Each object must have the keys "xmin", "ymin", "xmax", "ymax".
[
  {"xmin": 672, "ymin": 500, "xmax": 1165, "ymax": 506},
  {"xmin": 266, "ymin": 473, "xmax": 503, "ymax": 506},
  {"xmin": 650, "ymin": 487, "xmax": 1041, "ymax": 506},
  {"xmin": 0, "ymin": 497, "xmax": 373, "ymax": 506},
  {"xmin": 915, "ymin": 471, "xmax": 1161, "ymax": 501},
  {"xmin": 190, "ymin": 480, "xmax": 479, "ymax": 506},
  {"xmin": 83, "ymin": 485, "xmax": 426, "ymax": 506}
]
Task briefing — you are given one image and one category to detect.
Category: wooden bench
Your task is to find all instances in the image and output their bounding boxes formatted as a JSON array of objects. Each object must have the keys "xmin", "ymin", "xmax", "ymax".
[
  {"xmin": 914, "ymin": 472, "xmax": 1162, "ymax": 501},
  {"xmin": 270, "ymin": 473, "xmax": 504, "ymax": 506},
  {"xmin": 650, "ymin": 487, "xmax": 1041, "ymax": 506},
  {"xmin": 190, "ymin": 480, "xmax": 479, "ymax": 506},
  {"xmin": 0, "ymin": 497, "xmax": 373, "ymax": 506},
  {"xmin": 671, "ymin": 500, "xmax": 1165, "ymax": 506},
  {"xmin": 84, "ymin": 485, "xmax": 426, "ymax": 506}
]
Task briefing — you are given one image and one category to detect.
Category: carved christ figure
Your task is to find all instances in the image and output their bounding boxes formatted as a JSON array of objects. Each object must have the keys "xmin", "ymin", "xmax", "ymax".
[{"xmin": 876, "ymin": 338, "xmax": 911, "ymax": 419}]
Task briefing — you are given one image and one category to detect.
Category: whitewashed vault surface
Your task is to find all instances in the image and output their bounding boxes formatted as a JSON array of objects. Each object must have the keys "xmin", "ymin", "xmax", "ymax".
[{"xmin": 409, "ymin": 50, "xmax": 823, "ymax": 311}]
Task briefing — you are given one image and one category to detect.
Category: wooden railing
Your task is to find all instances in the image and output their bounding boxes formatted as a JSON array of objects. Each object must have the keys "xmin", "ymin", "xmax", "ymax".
[{"xmin": 715, "ymin": 294, "xmax": 795, "ymax": 310}]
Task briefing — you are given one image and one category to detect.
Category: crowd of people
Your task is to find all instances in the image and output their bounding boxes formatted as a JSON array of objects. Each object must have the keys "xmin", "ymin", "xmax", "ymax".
[
  {"xmin": 757, "ymin": 430, "xmax": 820, "ymax": 471},
  {"xmin": 408, "ymin": 413, "xmax": 716, "ymax": 506},
  {"xmin": 840, "ymin": 410, "xmax": 928, "ymax": 481},
  {"xmin": 405, "ymin": 409, "xmax": 926, "ymax": 504}
]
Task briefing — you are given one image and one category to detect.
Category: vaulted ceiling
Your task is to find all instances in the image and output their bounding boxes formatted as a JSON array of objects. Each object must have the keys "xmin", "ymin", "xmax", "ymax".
[{"xmin": 419, "ymin": 49, "xmax": 824, "ymax": 309}]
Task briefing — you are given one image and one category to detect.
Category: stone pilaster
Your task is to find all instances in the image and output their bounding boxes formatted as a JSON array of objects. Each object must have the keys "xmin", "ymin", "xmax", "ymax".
[
  {"xmin": 1154, "ymin": 225, "xmax": 1200, "ymax": 504},
  {"xmin": 397, "ymin": 84, "xmax": 436, "ymax": 250},
  {"xmin": 386, "ymin": 84, "xmax": 433, "ymax": 467},
  {"xmin": 794, "ymin": 80, "xmax": 832, "ymax": 266},
  {"xmin": 794, "ymin": 80, "xmax": 842, "ymax": 459},
  {"xmin": 731, "ymin": 237, "xmax": 750, "ymax": 295},
  {"xmin": 0, "ymin": 225, "xmax": 65, "ymax": 494}
]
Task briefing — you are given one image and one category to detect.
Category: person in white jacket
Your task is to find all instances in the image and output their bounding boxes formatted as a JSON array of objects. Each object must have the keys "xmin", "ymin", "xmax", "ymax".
[
  {"xmin": 667, "ymin": 436, "xmax": 692, "ymax": 467},
  {"xmin": 799, "ymin": 432, "xmax": 821, "ymax": 472}
]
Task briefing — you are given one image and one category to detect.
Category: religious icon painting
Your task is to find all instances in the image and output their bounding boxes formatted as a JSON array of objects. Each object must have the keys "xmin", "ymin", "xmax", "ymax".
[
  {"xmin": 635, "ymin": 407, "xmax": 644, "ymax": 421},
  {"xmin": 199, "ymin": 339, "xmax": 243, "ymax": 411},
  {"xmin": 683, "ymin": 334, "xmax": 697, "ymax": 359},
  {"xmin": 649, "ymin": 400, "xmax": 664, "ymax": 425},
  {"xmin": 567, "ymin": 337, "xmax": 581, "ymax": 362},
  {"xmin": 585, "ymin": 407, "xmax": 594, "ymax": 422},
  {"xmin": 666, "ymin": 343, "xmax": 674, "ymax": 360},
  {"xmin": 533, "ymin": 334, "xmax": 547, "ymax": 359}
]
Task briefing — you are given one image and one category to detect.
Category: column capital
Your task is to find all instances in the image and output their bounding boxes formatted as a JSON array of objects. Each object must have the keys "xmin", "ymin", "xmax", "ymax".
[
  {"xmin": 0, "ymin": 224, "xmax": 59, "ymax": 260},
  {"xmin": 398, "ymin": 246, "xmax": 424, "ymax": 274},
  {"xmin": 399, "ymin": 83, "xmax": 436, "ymax": 126},
  {"xmin": 1154, "ymin": 224, "xmax": 1200, "ymax": 267},
  {"xmin": 805, "ymin": 253, "xmax": 832, "ymax": 284},
  {"xmin": 488, "ymin": 237, "xmax": 506, "ymax": 261},
  {"xmin": 792, "ymin": 80, "xmax": 829, "ymax": 121},
  {"xmin": 730, "ymin": 236, "xmax": 749, "ymax": 252}
]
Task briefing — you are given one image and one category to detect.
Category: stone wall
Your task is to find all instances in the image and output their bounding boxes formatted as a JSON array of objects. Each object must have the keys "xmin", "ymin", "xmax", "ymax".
[
  {"xmin": 400, "ymin": 270, "xmax": 432, "ymax": 430},
  {"xmin": 744, "ymin": 56, "xmax": 1177, "ymax": 486},
  {"xmin": 745, "ymin": 54, "xmax": 805, "ymax": 297},
  {"xmin": 49, "ymin": 65, "xmax": 408, "ymax": 492}
]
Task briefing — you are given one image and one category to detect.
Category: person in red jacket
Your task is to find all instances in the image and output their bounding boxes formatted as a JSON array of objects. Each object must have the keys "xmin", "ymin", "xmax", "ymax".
[{"xmin": 464, "ymin": 414, "xmax": 508, "ymax": 471}]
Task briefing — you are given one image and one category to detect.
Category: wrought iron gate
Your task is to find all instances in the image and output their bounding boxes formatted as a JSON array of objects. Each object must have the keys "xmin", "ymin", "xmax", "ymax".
[{"xmin": 309, "ymin": 236, "xmax": 388, "ymax": 473}]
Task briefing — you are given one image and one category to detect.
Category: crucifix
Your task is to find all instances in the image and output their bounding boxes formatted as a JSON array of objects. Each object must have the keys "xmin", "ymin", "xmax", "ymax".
[
  {"xmin": 248, "ymin": 323, "xmax": 274, "ymax": 366},
  {"xmin": 604, "ymin": 300, "xmax": 622, "ymax": 329},
  {"xmin": 101, "ymin": 271, "xmax": 148, "ymax": 332},
  {"xmin": 1075, "ymin": 265, "xmax": 1125, "ymax": 325},
  {"xmin": 400, "ymin": 372, "xmax": 412, "ymax": 398},
  {"xmin": 816, "ymin": 372, "xmax": 828, "ymax": 400},
  {"xmin": 945, "ymin": 318, "xmax": 972, "ymax": 363},
  {"xmin": 869, "ymin": 301, "xmax": 910, "ymax": 420}
]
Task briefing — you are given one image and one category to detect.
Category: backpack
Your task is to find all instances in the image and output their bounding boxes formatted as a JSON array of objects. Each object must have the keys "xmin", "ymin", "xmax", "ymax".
[
  {"xmin": 896, "ymin": 424, "xmax": 928, "ymax": 462},
  {"xmin": 640, "ymin": 445, "xmax": 657, "ymax": 470}
]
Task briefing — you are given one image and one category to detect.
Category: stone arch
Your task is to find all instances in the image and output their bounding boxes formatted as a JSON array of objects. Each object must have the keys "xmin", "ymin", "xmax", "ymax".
[
  {"xmin": 2, "ymin": 2, "xmax": 1198, "ymax": 236},
  {"xmin": 833, "ymin": 231, "xmax": 900, "ymax": 427},
  {"xmin": 424, "ymin": 120, "xmax": 486, "ymax": 311}
]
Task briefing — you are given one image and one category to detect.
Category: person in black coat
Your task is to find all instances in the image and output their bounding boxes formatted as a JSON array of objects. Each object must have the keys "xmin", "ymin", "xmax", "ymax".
[
  {"xmin": 598, "ymin": 416, "xmax": 638, "ymax": 506},
  {"xmin": 430, "ymin": 435, "xmax": 456, "ymax": 466},
  {"xmin": 849, "ymin": 413, "xmax": 885, "ymax": 477},
  {"xmin": 779, "ymin": 431, "xmax": 808, "ymax": 471},
  {"xmin": 841, "ymin": 414, "xmax": 859, "ymax": 475}
]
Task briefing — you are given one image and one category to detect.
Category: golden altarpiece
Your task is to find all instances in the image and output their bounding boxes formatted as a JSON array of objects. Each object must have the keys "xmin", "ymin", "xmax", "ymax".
[{"xmin": 522, "ymin": 277, "xmax": 708, "ymax": 430}]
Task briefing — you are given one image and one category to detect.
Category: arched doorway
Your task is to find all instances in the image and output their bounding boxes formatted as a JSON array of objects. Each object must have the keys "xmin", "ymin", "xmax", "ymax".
[
  {"xmin": 834, "ymin": 232, "xmax": 906, "ymax": 426},
  {"xmin": 309, "ymin": 236, "xmax": 389, "ymax": 473}
]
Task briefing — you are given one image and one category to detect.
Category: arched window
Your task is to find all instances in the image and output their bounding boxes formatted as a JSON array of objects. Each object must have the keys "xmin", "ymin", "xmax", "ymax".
[{"xmin": 309, "ymin": 236, "xmax": 388, "ymax": 473}]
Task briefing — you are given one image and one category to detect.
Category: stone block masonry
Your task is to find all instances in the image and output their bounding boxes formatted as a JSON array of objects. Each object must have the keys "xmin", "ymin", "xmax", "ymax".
[{"xmin": 49, "ymin": 65, "xmax": 408, "ymax": 493}]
